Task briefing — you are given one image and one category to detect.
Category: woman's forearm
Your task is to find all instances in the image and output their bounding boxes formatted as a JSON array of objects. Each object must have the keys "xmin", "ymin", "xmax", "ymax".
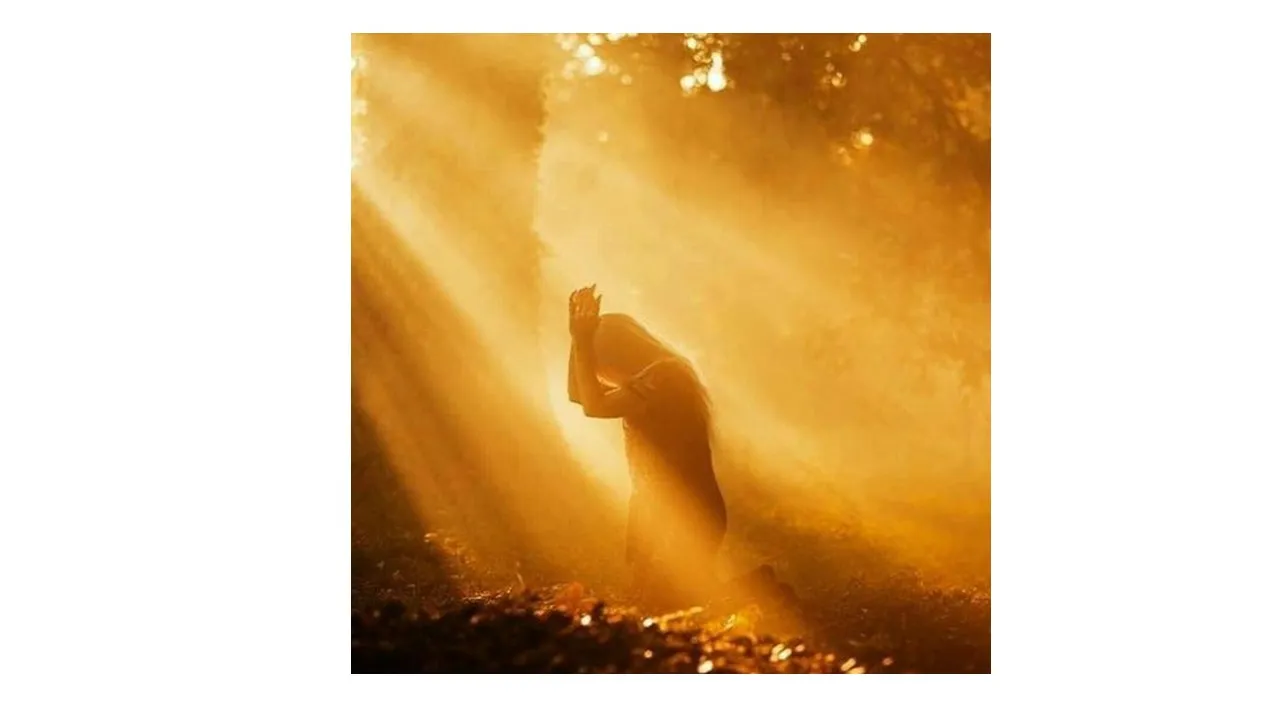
[{"xmin": 571, "ymin": 337, "xmax": 608, "ymax": 413}]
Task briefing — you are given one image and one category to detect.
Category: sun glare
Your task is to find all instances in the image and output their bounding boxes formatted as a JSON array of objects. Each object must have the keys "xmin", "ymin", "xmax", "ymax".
[{"xmin": 707, "ymin": 51, "xmax": 727, "ymax": 92}]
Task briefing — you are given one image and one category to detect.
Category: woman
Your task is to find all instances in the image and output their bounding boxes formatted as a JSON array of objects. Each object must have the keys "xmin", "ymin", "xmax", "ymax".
[{"xmin": 567, "ymin": 285, "xmax": 727, "ymax": 607}]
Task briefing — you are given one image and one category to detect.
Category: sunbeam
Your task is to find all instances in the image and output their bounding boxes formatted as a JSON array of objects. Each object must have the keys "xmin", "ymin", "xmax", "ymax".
[{"xmin": 351, "ymin": 32, "xmax": 991, "ymax": 673}]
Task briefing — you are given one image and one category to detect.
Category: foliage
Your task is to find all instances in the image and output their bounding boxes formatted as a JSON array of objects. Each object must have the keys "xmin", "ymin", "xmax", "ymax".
[
  {"xmin": 555, "ymin": 33, "xmax": 990, "ymax": 194},
  {"xmin": 352, "ymin": 574, "xmax": 988, "ymax": 673}
]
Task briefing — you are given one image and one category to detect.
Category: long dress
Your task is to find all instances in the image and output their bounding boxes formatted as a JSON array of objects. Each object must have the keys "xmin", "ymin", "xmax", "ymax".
[{"xmin": 619, "ymin": 358, "xmax": 727, "ymax": 600}]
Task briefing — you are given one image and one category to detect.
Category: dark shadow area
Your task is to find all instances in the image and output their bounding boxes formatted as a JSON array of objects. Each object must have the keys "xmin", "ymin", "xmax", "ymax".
[{"xmin": 351, "ymin": 391, "xmax": 459, "ymax": 613}]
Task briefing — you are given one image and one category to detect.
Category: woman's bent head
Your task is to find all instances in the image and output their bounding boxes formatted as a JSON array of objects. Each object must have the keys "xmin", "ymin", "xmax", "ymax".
[{"xmin": 593, "ymin": 313, "xmax": 675, "ymax": 386}]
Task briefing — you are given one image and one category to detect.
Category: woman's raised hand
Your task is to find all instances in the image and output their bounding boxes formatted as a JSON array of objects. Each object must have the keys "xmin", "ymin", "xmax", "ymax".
[{"xmin": 569, "ymin": 284, "xmax": 601, "ymax": 341}]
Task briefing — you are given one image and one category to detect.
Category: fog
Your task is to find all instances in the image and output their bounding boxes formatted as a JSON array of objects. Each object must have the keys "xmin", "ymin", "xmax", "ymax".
[{"xmin": 351, "ymin": 33, "xmax": 990, "ymax": 614}]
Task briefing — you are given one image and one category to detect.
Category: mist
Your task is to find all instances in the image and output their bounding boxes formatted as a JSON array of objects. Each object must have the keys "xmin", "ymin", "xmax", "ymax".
[{"xmin": 351, "ymin": 32, "xmax": 990, "ymax": 622}]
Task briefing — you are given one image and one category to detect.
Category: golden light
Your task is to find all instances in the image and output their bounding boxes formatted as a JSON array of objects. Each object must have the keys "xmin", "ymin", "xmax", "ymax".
[
  {"xmin": 353, "ymin": 33, "xmax": 990, "ymax": 633},
  {"xmin": 352, "ymin": 36, "xmax": 639, "ymax": 596},
  {"xmin": 351, "ymin": 53, "xmax": 366, "ymax": 170},
  {"xmin": 706, "ymin": 51, "xmax": 727, "ymax": 92},
  {"xmin": 533, "ymin": 40, "xmax": 989, "ymax": 594},
  {"xmin": 583, "ymin": 55, "xmax": 606, "ymax": 76}
]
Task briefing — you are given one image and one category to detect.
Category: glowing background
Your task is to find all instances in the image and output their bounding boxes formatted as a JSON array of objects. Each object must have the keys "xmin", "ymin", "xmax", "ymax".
[{"xmin": 351, "ymin": 33, "xmax": 990, "ymax": 611}]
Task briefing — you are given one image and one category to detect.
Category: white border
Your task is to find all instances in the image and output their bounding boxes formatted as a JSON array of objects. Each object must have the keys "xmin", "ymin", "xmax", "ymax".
[{"xmin": 3, "ymin": 1, "xmax": 1278, "ymax": 700}]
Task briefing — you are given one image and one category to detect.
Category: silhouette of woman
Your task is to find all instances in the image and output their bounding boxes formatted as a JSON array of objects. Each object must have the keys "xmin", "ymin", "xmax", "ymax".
[{"xmin": 567, "ymin": 285, "xmax": 727, "ymax": 607}]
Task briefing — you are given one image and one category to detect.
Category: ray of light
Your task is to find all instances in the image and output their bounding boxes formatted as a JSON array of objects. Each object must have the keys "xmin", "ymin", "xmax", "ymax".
[{"xmin": 352, "ymin": 33, "xmax": 990, "ymax": 600}]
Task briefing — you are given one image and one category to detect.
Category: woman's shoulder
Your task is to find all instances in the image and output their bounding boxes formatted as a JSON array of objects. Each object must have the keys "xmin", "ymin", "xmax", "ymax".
[
  {"xmin": 626, "ymin": 357, "xmax": 704, "ymax": 407},
  {"xmin": 636, "ymin": 357, "xmax": 698, "ymax": 386}
]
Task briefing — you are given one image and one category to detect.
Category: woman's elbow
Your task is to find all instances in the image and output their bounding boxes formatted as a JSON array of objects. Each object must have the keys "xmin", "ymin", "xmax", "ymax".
[
  {"xmin": 580, "ymin": 404, "xmax": 608, "ymax": 418},
  {"xmin": 579, "ymin": 399, "xmax": 622, "ymax": 419}
]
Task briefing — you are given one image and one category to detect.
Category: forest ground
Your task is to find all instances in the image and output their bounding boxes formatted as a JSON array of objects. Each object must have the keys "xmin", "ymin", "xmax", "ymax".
[{"xmin": 352, "ymin": 490, "xmax": 991, "ymax": 674}]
